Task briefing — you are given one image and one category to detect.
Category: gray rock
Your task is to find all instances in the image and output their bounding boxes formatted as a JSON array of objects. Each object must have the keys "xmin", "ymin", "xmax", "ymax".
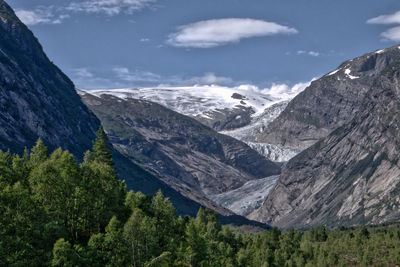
[
  {"xmin": 258, "ymin": 46, "xmax": 400, "ymax": 150},
  {"xmin": 0, "ymin": 1, "xmax": 99, "ymax": 156},
  {"xmin": 81, "ymin": 92, "xmax": 281, "ymax": 214},
  {"xmin": 250, "ymin": 49, "xmax": 400, "ymax": 229}
]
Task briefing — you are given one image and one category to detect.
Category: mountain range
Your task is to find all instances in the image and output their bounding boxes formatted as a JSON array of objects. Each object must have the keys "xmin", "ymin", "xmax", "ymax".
[
  {"xmin": 80, "ymin": 90, "xmax": 280, "ymax": 216},
  {"xmin": 3, "ymin": 0, "xmax": 400, "ymax": 230},
  {"xmin": 0, "ymin": 0, "xmax": 267, "ymax": 226}
]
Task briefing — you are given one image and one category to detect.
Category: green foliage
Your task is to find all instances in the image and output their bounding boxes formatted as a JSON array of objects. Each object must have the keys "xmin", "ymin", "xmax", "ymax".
[
  {"xmin": 2, "ymin": 139, "xmax": 400, "ymax": 266},
  {"xmin": 92, "ymin": 126, "xmax": 114, "ymax": 166}
]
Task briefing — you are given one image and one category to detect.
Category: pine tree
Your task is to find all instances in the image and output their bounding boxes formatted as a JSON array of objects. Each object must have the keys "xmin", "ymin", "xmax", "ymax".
[{"xmin": 92, "ymin": 126, "xmax": 113, "ymax": 166}]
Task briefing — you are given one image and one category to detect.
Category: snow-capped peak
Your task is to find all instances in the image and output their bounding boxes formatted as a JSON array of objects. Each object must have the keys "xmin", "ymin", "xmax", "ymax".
[{"xmin": 84, "ymin": 84, "xmax": 305, "ymax": 120}]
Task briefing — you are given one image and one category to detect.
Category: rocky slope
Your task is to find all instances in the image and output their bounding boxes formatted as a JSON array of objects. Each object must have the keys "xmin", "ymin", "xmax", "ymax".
[
  {"xmin": 0, "ymin": 0, "xmax": 247, "ymax": 221},
  {"xmin": 258, "ymin": 46, "xmax": 400, "ymax": 150},
  {"xmin": 250, "ymin": 49, "xmax": 400, "ymax": 229},
  {"xmin": 81, "ymin": 91, "xmax": 281, "ymax": 212},
  {"xmin": 0, "ymin": 0, "xmax": 99, "ymax": 156},
  {"xmin": 90, "ymin": 88, "xmax": 302, "ymax": 162}
]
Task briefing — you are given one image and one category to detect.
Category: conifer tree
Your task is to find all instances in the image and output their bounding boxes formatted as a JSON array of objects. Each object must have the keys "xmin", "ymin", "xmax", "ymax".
[{"xmin": 92, "ymin": 126, "xmax": 113, "ymax": 166}]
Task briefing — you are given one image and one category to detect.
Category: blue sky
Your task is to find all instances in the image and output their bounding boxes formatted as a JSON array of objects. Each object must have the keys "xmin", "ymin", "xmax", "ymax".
[{"xmin": 6, "ymin": 0, "xmax": 400, "ymax": 90}]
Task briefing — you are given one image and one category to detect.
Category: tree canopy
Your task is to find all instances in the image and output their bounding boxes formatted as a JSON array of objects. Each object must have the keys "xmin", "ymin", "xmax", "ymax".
[{"xmin": 1, "ymin": 128, "xmax": 400, "ymax": 266}]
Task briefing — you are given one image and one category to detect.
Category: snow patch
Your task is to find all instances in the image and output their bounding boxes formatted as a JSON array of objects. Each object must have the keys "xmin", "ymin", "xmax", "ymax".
[
  {"xmin": 344, "ymin": 68, "xmax": 360, "ymax": 80},
  {"xmin": 327, "ymin": 68, "xmax": 341, "ymax": 76},
  {"xmin": 375, "ymin": 49, "xmax": 385, "ymax": 54},
  {"xmin": 210, "ymin": 175, "xmax": 279, "ymax": 216}
]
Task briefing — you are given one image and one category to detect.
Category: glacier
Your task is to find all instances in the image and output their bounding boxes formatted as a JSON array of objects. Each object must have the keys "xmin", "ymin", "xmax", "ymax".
[{"xmin": 210, "ymin": 175, "xmax": 280, "ymax": 216}]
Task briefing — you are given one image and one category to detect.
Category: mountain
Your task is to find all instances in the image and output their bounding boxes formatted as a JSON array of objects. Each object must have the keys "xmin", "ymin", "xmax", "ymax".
[
  {"xmin": 249, "ymin": 45, "xmax": 400, "ymax": 229},
  {"xmin": 80, "ymin": 90, "xmax": 281, "ymax": 214},
  {"xmin": 88, "ymin": 86, "xmax": 290, "ymax": 131},
  {"xmin": 0, "ymin": 0, "xmax": 240, "ymax": 222},
  {"xmin": 0, "ymin": 0, "xmax": 99, "ymax": 156},
  {"xmin": 257, "ymin": 46, "xmax": 400, "ymax": 150},
  {"xmin": 88, "ymin": 86, "xmax": 303, "ymax": 162}
]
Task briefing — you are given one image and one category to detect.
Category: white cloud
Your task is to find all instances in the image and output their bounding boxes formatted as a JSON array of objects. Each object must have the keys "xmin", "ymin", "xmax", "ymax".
[
  {"xmin": 113, "ymin": 67, "xmax": 161, "ymax": 82},
  {"xmin": 73, "ymin": 68, "xmax": 94, "ymax": 78},
  {"xmin": 66, "ymin": 0, "xmax": 157, "ymax": 16},
  {"xmin": 15, "ymin": 0, "xmax": 157, "ymax": 26},
  {"xmin": 15, "ymin": 8, "xmax": 68, "ymax": 25},
  {"xmin": 259, "ymin": 79, "xmax": 315, "ymax": 99},
  {"xmin": 308, "ymin": 51, "xmax": 320, "ymax": 57},
  {"xmin": 167, "ymin": 18, "xmax": 298, "ymax": 48},
  {"xmin": 297, "ymin": 50, "xmax": 320, "ymax": 57},
  {"xmin": 15, "ymin": 10, "xmax": 50, "ymax": 25},
  {"xmin": 140, "ymin": 38, "xmax": 150, "ymax": 42},
  {"xmin": 367, "ymin": 11, "xmax": 400, "ymax": 24},
  {"xmin": 381, "ymin": 26, "xmax": 400, "ymax": 42},
  {"xmin": 367, "ymin": 11, "xmax": 400, "ymax": 42},
  {"xmin": 184, "ymin": 73, "xmax": 233, "ymax": 85}
]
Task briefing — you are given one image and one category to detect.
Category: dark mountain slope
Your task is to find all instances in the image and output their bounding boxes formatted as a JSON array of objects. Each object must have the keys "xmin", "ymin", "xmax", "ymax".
[
  {"xmin": 258, "ymin": 46, "xmax": 400, "ymax": 150},
  {"xmin": 0, "ymin": 0, "xmax": 99, "ymax": 156},
  {"xmin": 0, "ymin": 0, "xmax": 230, "ymax": 220},
  {"xmin": 250, "ymin": 57, "xmax": 400, "ymax": 229}
]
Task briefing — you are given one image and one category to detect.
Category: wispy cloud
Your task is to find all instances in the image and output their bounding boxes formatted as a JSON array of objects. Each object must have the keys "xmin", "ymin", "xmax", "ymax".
[
  {"xmin": 70, "ymin": 66, "xmax": 240, "ymax": 89},
  {"xmin": 167, "ymin": 18, "xmax": 298, "ymax": 48},
  {"xmin": 69, "ymin": 66, "xmax": 316, "ymax": 98},
  {"xmin": 367, "ymin": 11, "xmax": 400, "ymax": 25},
  {"xmin": 66, "ymin": 0, "xmax": 157, "ymax": 16},
  {"xmin": 15, "ymin": 0, "xmax": 157, "ymax": 26},
  {"xmin": 184, "ymin": 73, "xmax": 233, "ymax": 85},
  {"xmin": 72, "ymin": 68, "xmax": 94, "ymax": 78},
  {"xmin": 15, "ymin": 8, "xmax": 69, "ymax": 25},
  {"xmin": 113, "ymin": 67, "xmax": 162, "ymax": 83},
  {"xmin": 296, "ymin": 50, "xmax": 320, "ymax": 57},
  {"xmin": 381, "ymin": 26, "xmax": 400, "ymax": 42},
  {"xmin": 367, "ymin": 10, "xmax": 400, "ymax": 42},
  {"xmin": 70, "ymin": 68, "xmax": 120, "ymax": 89}
]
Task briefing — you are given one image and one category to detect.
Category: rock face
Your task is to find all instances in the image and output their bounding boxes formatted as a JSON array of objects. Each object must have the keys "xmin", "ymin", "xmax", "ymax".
[
  {"xmin": 81, "ymin": 92, "xmax": 281, "ymax": 213},
  {"xmin": 257, "ymin": 46, "xmax": 400, "ymax": 150},
  {"xmin": 0, "ymin": 1, "xmax": 99, "ymax": 156},
  {"xmin": 0, "ymin": 1, "xmax": 233, "ymax": 220},
  {"xmin": 250, "ymin": 50, "xmax": 400, "ymax": 229}
]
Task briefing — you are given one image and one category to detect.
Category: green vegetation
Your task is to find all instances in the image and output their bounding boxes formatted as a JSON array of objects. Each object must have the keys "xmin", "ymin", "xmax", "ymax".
[{"xmin": 1, "ymin": 128, "xmax": 400, "ymax": 266}]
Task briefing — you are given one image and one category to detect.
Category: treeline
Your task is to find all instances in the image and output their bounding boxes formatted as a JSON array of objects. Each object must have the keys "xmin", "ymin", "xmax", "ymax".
[{"xmin": 1, "ymin": 128, "xmax": 400, "ymax": 266}]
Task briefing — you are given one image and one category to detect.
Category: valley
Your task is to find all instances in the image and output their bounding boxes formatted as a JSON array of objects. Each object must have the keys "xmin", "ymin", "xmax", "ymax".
[{"xmin": 3, "ymin": 0, "xmax": 400, "ymax": 264}]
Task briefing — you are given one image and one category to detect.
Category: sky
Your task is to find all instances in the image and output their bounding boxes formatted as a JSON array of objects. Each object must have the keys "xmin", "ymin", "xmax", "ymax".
[{"xmin": 6, "ymin": 0, "xmax": 400, "ymax": 91}]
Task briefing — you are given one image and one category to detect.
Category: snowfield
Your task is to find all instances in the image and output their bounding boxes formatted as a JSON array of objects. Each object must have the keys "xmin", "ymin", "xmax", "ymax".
[{"xmin": 86, "ymin": 85, "xmax": 283, "ymax": 119}]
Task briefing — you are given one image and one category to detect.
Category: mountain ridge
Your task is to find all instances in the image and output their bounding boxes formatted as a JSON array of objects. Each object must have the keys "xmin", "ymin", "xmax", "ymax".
[
  {"xmin": 81, "ymin": 91, "xmax": 281, "ymax": 215},
  {"xmin": 250, "ymin": 46, "xmax": 400, "ymax": 229},
  {"xmin": 257, "ymin": 45, "xmax": 400, "ymax": 150}
]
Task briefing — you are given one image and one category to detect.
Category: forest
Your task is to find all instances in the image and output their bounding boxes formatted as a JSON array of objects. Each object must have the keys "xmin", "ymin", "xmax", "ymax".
[{"xmin": 1, "ymin": 127, "xmax": 400, "ymax": 266}]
